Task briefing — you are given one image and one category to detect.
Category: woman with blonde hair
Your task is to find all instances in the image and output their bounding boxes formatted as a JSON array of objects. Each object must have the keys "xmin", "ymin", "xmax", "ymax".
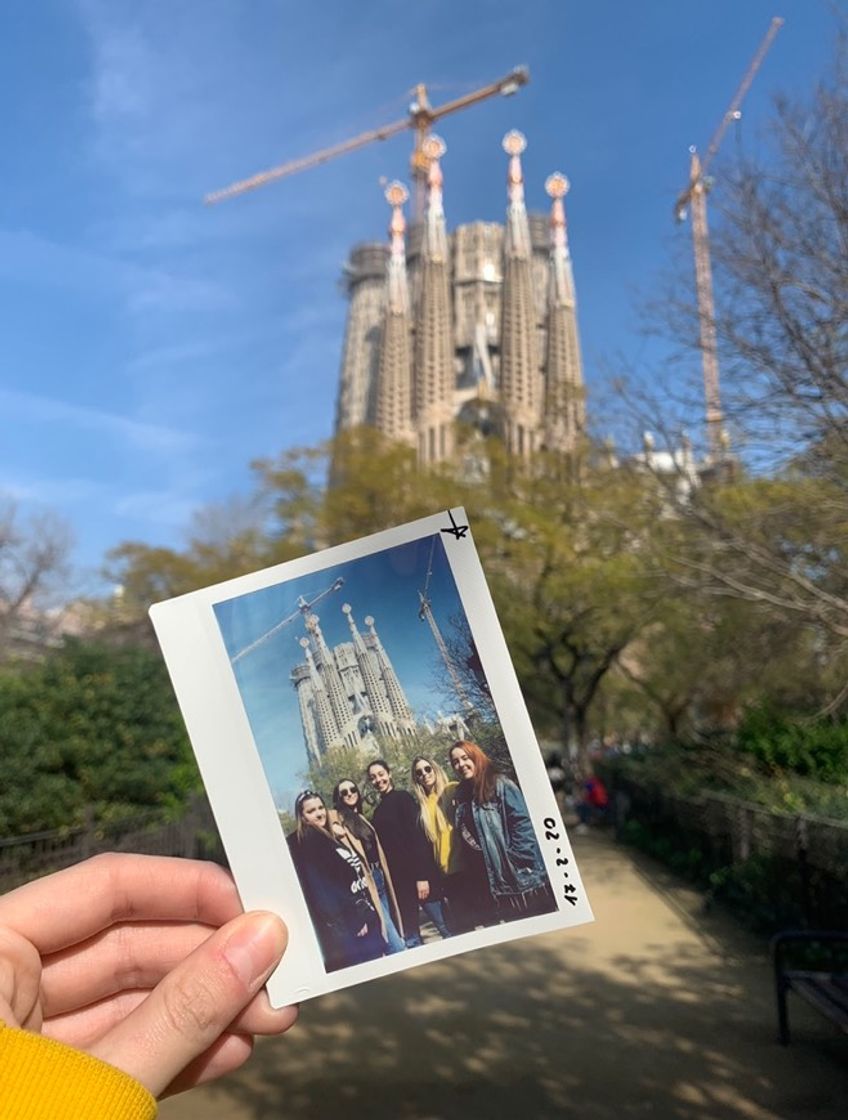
[
  {"xmin": 449, "ymin": 740, "xmax": 555, "ymax": 922},
  {"xmin": 411, "ymin": 755, "xmax": 464, "ymax": 933},
  {"xmin": 411, "ymin": 757, "xmax": 458, "ymax": 872}
]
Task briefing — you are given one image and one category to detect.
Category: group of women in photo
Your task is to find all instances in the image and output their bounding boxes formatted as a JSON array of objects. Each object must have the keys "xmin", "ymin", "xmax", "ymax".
[{"xmin": 286, "ymin": 739, "xmax": 557, "ymax": 972}]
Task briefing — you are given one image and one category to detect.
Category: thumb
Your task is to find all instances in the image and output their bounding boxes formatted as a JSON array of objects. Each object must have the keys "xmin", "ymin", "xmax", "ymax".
[{"xmin": 91, "ymin": 911, "xmax": 286, "ymax": 1097}]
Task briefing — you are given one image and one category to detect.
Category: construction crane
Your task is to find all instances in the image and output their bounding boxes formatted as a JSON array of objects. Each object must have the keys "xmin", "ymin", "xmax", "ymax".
[
  {"xmin": 204, "ymin": 65, "xmax": 529, "ymax": 215},
  {"xmin": 674, "ymin": 16, "xmax": 784, "ymax": 462},
  {"xmin": 230, "ymin": 577, "xmax": 344, "ymax": 664},
  {"xmin": 418, "ymin": 538, "xmax": 474, "ymax": 711}
]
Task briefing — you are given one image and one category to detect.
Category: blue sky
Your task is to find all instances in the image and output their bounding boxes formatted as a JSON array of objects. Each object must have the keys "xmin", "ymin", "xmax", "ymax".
[
  {"xmin": 213, "ymin": 533, "xmax": 465, "ymax": 808},
  {"xmin": 1, "ymin": 1, "xmax": 836, "ymax": 579}
]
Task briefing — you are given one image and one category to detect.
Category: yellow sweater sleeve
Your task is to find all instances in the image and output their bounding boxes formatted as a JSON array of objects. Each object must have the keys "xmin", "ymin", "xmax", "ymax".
[{"xmin": 0, "ymin": 1022, "xmax": 157, "ymax": 1119}]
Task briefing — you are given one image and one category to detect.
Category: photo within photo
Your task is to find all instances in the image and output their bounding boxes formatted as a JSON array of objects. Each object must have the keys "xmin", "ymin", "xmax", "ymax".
[{"xmin": 213, "ymin": 532, "xmax": 557, "ymax": 973}]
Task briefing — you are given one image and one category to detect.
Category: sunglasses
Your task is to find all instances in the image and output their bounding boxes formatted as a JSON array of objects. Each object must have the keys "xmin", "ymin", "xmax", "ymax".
[
  {"xmin": 339, "ymin": 786, "xmax": 358, "ymax": 796},
  {"xmin": 414, "ymin": 763, "xmax": 434, "ymax": 779}
]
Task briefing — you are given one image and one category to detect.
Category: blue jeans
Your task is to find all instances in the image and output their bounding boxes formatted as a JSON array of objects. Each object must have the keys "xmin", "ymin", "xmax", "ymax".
[
  {"xmin": 373, "ymin": 866, "xmax": 406, "ymax": 954},
  {"xmin": 422, "ymin": 898, "xmax": 451, "ymax": 939}
]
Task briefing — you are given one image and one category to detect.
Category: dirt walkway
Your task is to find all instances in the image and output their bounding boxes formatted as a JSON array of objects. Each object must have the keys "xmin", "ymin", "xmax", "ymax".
[{"xmin": 161, "ymin": 831, "xmax": 847, "ymax": 1120}]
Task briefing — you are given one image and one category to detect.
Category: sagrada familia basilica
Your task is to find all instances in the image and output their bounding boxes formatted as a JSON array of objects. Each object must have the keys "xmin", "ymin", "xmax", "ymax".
[
  {"xmin": 292, "ymin": 602, "xmax": 417, "ymax": 764},
  {"xmin": 333, "ymin": 131, "xmax": 586, "ymax": 463}
]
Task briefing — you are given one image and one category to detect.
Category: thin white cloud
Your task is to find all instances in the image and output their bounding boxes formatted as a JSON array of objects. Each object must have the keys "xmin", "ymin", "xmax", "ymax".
[
  {"xmin": 0, "ymin": 227, "xmax": 234, "ymax": 317},
  {"xmin": 126, "ymin": 269, "xmax": 235, "ymax": 315},
  {"xmin": 125, "ymin": 338, "xmax": 219, "ymax": 373},
  {"xmin": 0, "ymin": 388, "xmax": 200, "ymax": 456},
  {"xmin": 89, "ymin": 18, "xmax": 152, "ymax": 125},
  {"xmin": 114, "ymin": 489, "xmax": 202, "ymax": 527},
  {"xmin": 1, "ymin": 474, "xmax": 107, "ymax": 506}
]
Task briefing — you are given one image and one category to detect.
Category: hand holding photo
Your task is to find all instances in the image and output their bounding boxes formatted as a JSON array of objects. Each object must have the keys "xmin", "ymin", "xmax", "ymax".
[{"xmin": 150, "ymin": 509, "xmax": 592, "ymax": 1005}]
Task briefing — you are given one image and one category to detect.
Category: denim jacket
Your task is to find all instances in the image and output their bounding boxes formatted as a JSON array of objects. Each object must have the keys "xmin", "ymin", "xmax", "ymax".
[{"xmin": 456, "ymin": 776, "xmax": 548, "ymax": 900}]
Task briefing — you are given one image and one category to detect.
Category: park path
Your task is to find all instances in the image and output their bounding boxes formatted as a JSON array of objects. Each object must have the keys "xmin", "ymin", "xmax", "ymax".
[{"xmin": 161, "ymin": 831, "xmax": 847, "ymax": 1120}]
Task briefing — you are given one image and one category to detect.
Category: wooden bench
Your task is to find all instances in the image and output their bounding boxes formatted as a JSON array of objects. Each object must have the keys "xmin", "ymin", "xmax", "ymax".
[{"xmin": 772, "ymin": 930, "xmax": 848, "ymax": 1045}]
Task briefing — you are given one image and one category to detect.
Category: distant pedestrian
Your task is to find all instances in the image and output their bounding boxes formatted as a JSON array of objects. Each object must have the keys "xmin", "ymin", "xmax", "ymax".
[{"xmin": 577, "ymin": 772, "xmax": 609, "ymax": 832}]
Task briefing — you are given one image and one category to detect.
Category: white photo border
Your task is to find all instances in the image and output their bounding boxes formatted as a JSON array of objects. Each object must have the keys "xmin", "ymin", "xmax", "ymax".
[{"xmin": 150, "ymin": 508, "xmax": 593, "ymax": 1006}]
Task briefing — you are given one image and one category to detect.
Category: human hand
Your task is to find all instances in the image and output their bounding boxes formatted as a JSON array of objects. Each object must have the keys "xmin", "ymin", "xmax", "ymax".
[
  {"xmin": 0, "ymin": 853, "xmax": 297, "ymax": 1098},
  {"xmin": 355, "ymin": 924, "xmax": 368, "ymax": 938},
  {"xmin": 416, "ymin": 880, "xmax": 430, "ymax": 901}
]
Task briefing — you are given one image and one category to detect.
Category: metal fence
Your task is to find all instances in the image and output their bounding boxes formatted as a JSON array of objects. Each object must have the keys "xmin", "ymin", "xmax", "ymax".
[
  {"xmin": 0, "ymin": 796, "xmax": 225, "ymax": 894},
  {"xmin": 611, "ymin": 775, "xmax": 848, "ymax": 929}
]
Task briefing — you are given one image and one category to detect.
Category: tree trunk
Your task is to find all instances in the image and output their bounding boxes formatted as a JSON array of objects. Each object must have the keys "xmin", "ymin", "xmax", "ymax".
[{"xmin": 574, "ymin": 706, "xmax": 591, "ymax": 775}]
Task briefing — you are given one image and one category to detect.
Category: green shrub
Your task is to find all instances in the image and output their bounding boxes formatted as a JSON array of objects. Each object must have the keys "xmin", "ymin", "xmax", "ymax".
[
  {"xmin": 707, "ymin": 857, "xmax": 808, "ymax": 931},
  {"xmin": 0, "ymin": 639, "xmax": 199, "ymax": 834},
  {"xmin": 736, "ymin": 705, "xmax": 848, "ymax": 781}
]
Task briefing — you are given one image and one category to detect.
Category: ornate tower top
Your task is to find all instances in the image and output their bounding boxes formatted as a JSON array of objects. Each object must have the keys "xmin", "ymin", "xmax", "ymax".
[
  {"xmin": 375, "ymin": 178, "xmax": 414, "ymax": 444},
  {"xmin": 385, "ymin": 181, "xmax": 408, "ymax": 244},
  {"xmin": 499, "ymin": 128, "xmax": 540, "ymax": 455},
  {"xmin": 422, "ymin": 134, "xmax": 448, "ymax": 263},
  {"xmin": 543, "ymin": 168, "xmax": 585, "ymax": 452},
  {"xmin": 545, "ymin": 171, "xmax": 574, "ymax": 306},
  {"xmin": 414, "ymin": 132, "xmax": 454, "ymax": 461},
  {"xmin": 384, "ymin": 180, "xmax": 410, "ymax": 315},
  {"xmin": 503, "ymin": 130, "xmax": 531, "ymax": 259},
  {"xmin": 503, "ymin": 129, "xmax": 527, "ymax": 202},
  {"xmin": 341, "ymin": 602, "xmax": 361, "ymax": 645}
]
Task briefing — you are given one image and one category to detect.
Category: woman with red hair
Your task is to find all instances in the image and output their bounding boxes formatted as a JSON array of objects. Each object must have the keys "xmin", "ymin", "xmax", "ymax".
[{"xmin": 449, "ymin": 740, "xmax": 555, "ymax": 922}]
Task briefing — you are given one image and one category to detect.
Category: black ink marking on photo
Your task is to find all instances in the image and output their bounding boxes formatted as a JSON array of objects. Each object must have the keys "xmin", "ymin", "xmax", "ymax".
[
  {"xmin": 441, "ymin": 510, "xmax": 469, "ymax": 539},
  {"xmin": 543, "ymin": 815, "xmax": 578, "ymax": 907}
]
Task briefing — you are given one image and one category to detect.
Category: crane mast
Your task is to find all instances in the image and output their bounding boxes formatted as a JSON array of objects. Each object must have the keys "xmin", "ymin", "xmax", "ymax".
[
  {"xmin": 675, "ymin": 16, "xmax": 783, "ymax": 463},
  {"xmin": 688, "ymin": 150, "xmax": 723, "ymax": 451},
  {"xmin": 418, "ymin": 590, "xmax": 473, "ymax": 711},
  {"xmin": 418, "ymin": 538, "xmax": 473, "ymax": 711}
]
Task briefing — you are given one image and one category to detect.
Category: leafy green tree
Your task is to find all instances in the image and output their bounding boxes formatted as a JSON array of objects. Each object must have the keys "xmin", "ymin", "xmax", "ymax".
[
  {"xmin": 297, "ymin": 719, "xmax": 514, "ymax": 816},
  {"xmin": 608, "ymin": 590, "xmax": 837, "ymax": 742},
  {"xmin": 108, "ymin": 431, "xmax": 674, "ymax": 773},
  {"xmin": 0, "ymin": 639, "xmax": 199, "ymax": 835}
]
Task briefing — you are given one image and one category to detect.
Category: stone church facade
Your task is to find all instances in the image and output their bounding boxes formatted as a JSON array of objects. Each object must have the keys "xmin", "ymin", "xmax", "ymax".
[
  {"xmin": 333, "ymin": 132, "xmax": 585, "ymax": 463},
  {"xmin": 292, "ymin": 602, "xmax": 416, "ymax": 765}
]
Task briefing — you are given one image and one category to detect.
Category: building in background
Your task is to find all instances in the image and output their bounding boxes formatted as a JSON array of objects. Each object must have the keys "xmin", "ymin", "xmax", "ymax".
[
  {"xmin": 292, "ymin": 602, "xmax": 417, "ymax": 764},
  {"xmin": 333, "ymin": 132, "xmax": 585, "ymax": 462}
]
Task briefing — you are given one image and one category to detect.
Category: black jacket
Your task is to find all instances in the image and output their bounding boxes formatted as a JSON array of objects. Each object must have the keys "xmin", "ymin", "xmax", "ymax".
[{"xmin": 288, "ymin": 827, "xmax": 373, "ymax": 939}]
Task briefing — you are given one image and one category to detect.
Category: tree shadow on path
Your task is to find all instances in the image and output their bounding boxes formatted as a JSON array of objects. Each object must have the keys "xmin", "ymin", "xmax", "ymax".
[{"xmin": 162, "ymin": 837, "xmax": 847, "ymax": 1120}]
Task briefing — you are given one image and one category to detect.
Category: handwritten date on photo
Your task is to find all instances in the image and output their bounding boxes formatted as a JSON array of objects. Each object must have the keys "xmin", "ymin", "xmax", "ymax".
[{"xmin": 543, "ymin": 818, "xmax": 578, "ymax": 906}]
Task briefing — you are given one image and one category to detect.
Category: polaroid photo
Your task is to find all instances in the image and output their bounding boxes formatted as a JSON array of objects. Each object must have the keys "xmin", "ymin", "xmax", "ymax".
[{"xmin": 150, "ymin": 508, "xmax": 593, "ymax": 1006}]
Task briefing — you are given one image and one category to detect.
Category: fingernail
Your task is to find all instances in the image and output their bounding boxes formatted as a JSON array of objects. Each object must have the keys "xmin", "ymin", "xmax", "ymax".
[{"xmin": 223, "ymin": 912, "xmax": 286, "ymax": 989}]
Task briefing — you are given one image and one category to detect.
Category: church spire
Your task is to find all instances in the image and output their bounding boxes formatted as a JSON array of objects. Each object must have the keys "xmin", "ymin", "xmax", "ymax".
[
  {"xmin": 341, "ymin": 603, "xmax": 396, "ymax": 736},
  {"xmin": 304, "ymin": 611, "xmax": 353, "ymax": 742},
  {"xmin": 413, "ymin": 135, "xmax": 455, "ymax": 464},
  {"xmin": 298, "ymin": 637, "xmax": 341, "ymax": 752},
  {"xmin": 499, "ymin": 130, "xmax": 541, "ymax": 458},
  {"xmin": 375, "ymin": 181, "xmax": 414, "ymax": 445},
  {"xmin": 364, "ymin": 613, "xmax": 415, "ymax": 730},
  {"xmin": 543, "ymin": 172, "xmax": 585, "ymax": 452}
]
